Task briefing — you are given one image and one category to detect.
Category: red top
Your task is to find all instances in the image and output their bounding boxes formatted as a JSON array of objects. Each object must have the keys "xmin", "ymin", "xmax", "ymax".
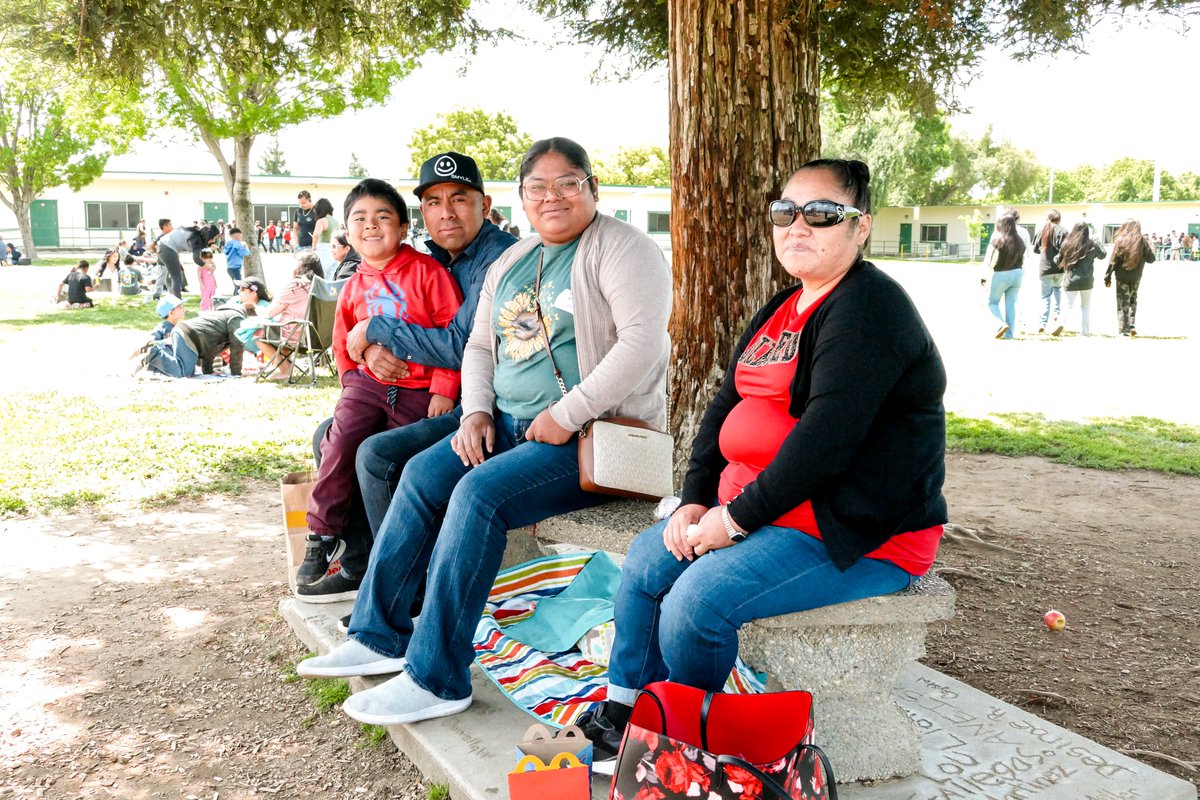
[
  {"xmin": 333, "ymin": 245, "xmax": 463, "ymax": 398},
  {"xmin": 717, "ymin": 291, "xmax": 941, "ymax": 575}
]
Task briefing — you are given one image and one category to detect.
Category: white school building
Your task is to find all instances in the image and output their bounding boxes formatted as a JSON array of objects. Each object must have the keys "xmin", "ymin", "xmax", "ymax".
[
  {"xmin": 5, "ymin": 169, "xmax": 1199, "ymax": 261},
  {"xmin": 0, "ymin": 170, "xmax": 673, "ymax": 252},
  {"xmin": 870, "ymin": 201, "xmax": 1200, "ymax": 260}
]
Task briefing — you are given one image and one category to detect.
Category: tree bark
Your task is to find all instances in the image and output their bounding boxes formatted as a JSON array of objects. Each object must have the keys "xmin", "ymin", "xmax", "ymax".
[
  {"xmin": 231, "ymin": 135, "xmax": 262, "ymax": 281},
  {"xmin": 668, "ymin": 0, "xmax": 820, "ymax": 469},
  {"xmin": 14, "ymin": 198, "xmax": 36, "ymax": 261},
  {"xmin": 199, "ymin": 131, "xmax": 263, "ymax": 283}
]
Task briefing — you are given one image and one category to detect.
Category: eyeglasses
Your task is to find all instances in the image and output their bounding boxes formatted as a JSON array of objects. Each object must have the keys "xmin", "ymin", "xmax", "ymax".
[
  {"xmin": 522, "ymin": 175, "xmax": 593, "ymax": 201},
  {"xmin": 769, "ymin": 199, "xmax": 864, "ymax": 228}
]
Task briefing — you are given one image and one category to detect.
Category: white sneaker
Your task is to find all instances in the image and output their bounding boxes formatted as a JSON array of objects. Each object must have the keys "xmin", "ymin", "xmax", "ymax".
[
  {"xmin": 342, "ymin": 670, "xmax": 472, "ymax": 725},
  {"xmin": 296, "ymin": 639, "xmax": 407, "ymax": 678}
]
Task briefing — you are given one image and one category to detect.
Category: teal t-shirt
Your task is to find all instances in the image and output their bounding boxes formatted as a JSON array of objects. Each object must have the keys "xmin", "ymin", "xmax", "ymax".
[{"xmin": 492, "ymin": 240, "xmax": 581, "ymax": 420}]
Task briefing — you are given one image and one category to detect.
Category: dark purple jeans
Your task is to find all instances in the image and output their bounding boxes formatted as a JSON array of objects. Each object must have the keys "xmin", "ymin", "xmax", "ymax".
[{"xmin": 307, "ymin": 368, "xmax": 433, "ymax": 540}]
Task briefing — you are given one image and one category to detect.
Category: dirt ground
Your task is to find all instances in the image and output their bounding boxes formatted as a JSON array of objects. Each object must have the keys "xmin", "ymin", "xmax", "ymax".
[
  {"xmin": 2, "ymin": 455, "xmax": 1197, "ymax": 798},
  {"xmin": 2, "ymin": 261, "xmax": 1197, "ymax": 797}
]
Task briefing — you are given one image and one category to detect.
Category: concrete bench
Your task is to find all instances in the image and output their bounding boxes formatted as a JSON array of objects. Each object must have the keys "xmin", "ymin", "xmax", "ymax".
[{"xmin": 507, "ymin": 498, "xmax": 955, "ymax": 783}]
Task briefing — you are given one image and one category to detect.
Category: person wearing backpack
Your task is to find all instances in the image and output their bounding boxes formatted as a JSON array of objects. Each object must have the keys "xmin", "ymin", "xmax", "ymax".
[{"xmin": 1104, "ymin": 219, "xmax": 1156, "ymax": 336}]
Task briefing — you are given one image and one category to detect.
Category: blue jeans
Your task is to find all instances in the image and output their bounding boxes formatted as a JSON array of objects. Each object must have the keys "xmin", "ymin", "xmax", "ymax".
[
  {"xmin": 1039, "ymin": 273, "xmax": 1062, "ymax": 327},
  {"xmin": 606, "ymin": 521, "xmax": 914, "ymax": 705},
  {"xmin": 356, "ymin": 407, "xmax": 463, "ymax": 538},
  {"xmin": 348, "ymin": 412, "xmax": 610, "ymax": 701},
  {"xmin": 988, "ymin": 268, "xmax": 1023, "ymax": 338},
  {"xmin": 146, "ymin": 330, "xmax": 198, "ymax": 378}
]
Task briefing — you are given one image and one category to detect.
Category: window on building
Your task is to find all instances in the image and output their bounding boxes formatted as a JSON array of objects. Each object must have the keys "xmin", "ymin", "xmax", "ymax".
[
  {"xmin": 1102, "ymin": 224, "xmax": 1120, "ymax": 244},
  {"xmin": 85, "ymin": 201, "xmax": 142, "ymax": 230},
  {"xmin": 920, "ymin": 224, "xmax": 947, "ymax": 243},
  {"xmin": 647, "ymin": 211, "xmax": 671, "ymax": 234},
  {"xmin": 254, "ymin": 204, "xmax": 300, "ymax": 226}
]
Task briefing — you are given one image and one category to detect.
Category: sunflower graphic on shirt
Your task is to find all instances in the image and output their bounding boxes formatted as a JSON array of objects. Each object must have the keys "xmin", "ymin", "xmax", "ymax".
[{"xmin": 497, "ymin": 279, "xmax": 558, "ymax": 362}]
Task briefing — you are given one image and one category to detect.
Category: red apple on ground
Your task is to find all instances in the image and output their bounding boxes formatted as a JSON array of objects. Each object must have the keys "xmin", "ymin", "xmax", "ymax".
[{"xmin": 1043, "ymin": 609, "xmax": 1066, "ymax": 631}]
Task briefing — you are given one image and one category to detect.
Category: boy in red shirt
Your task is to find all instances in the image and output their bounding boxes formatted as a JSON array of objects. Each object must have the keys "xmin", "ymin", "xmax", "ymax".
[{"xmin": 298, "ymin": 178, "xmax": 462, "ymax": 601}]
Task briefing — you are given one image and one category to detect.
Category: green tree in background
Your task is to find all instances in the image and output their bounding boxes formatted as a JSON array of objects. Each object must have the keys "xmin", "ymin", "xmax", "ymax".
[
  {"xmin": 592, "ymin": 146, "xmax": 671, "ymax": 187},
  {"xmin": 44, "ymin": 0, "xmax": 489, "ymax": 280},
  {"xmin": 348, "ymin": 152, "xmax": 367, "ymax": 178},
  {"xmin": 257, "ymin": 137, "xmax": 290, "ymax": 176},
  {"xmin": 0, "ymin": 56, "xmax": 143, "ymax": 259},
  {"xmin": 408, "ymin": 108, "xmax": 533, "ymax": 180}
]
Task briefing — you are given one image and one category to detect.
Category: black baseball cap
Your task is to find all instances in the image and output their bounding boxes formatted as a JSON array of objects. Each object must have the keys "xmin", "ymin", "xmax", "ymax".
[{"xmin": 414, "ymin": 151, "xmax": 485, "ymax": 199}]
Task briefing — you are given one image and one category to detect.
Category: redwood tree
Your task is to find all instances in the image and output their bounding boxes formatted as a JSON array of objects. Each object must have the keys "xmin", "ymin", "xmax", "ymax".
[{"xmin": 530, "ymin": 0, "xmax": 1198, "ymax": 456}]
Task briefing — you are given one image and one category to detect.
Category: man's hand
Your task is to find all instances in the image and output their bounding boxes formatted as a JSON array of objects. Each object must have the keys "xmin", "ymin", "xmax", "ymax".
[
  {"xmin": 451, "ymin": 411, "xmax": 495, "ymax": 467},
  {"xmin": 362, "ymin": 344, "xmax": 411, "ymax": 383},
  {"xmin": 427, "ymin": 393, "xmax": 455, "ymax": 418},
  {"xmin": 525, "ymin": 408, "xmax": 574, "ymax": 445}
]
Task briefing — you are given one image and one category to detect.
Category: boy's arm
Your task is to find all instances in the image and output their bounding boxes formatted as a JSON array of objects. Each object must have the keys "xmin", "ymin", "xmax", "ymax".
[{"xmin": 332, "ymin": 279, "xmax": 359, "ymax": 375}]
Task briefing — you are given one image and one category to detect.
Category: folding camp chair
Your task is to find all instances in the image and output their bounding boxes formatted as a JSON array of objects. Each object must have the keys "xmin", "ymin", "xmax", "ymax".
[{"xmin": 257, "ymin": 276, "xmax": 347, "ymax": 387}]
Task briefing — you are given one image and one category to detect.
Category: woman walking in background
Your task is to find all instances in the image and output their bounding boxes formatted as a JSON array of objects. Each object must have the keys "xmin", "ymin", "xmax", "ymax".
[
  {"xmin": 982, "ymin": 214, "xmax": 1025, "ymax": 339},
  {"xmin": 1104, "ymin": 220, "xmax": 1155, "ymax": 336},
  {"xmin": 1057, "ymin": 222, "xmax": 1105, "ymax": 337},
  {"xmin": 312, "ymin": 198, "xmax": 338, "ymax": 273},
  {"xmin": 1032, "ymin": 210, "xmax": 1067, "ymax": 335}
]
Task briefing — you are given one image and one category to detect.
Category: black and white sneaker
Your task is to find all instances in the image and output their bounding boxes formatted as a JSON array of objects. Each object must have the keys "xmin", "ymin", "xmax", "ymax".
[
  {"xmin": 295, "ymin": 557, "xmax": 361, "ymax": 604},
  {"xmin": 575, "ymin": 700, "xmax": 632, "ymax": 775},
  {"xmin": 338, "ymin": 614, "xmax": 351, "ymax": 633},
  {"xmin": 296, "ymin": 535, "xmax": 345, "ymax": 586}
]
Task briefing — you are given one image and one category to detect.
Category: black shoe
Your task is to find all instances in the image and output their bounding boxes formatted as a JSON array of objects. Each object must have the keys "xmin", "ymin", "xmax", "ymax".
[
  {"xmin": 294, "ymin": 566, "xmax": 361, "ymax": 604},
  {"xmin": 338, "ymin": 614, "xmax": 351, "ymax": 633},
  {"xmin": 576, "ymin": 700, "xmax": 632, "ymax": 775},
  {"xmin": 296, "ymin": 535, "xmax": 344, "ymax": 586}
]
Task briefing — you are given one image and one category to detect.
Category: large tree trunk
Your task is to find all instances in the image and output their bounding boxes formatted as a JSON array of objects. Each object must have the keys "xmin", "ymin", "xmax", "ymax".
[
  {"xmin": 231, "ymin": 135, "xmax": 262, "ymax": 281},
  {"xmin": 200, "ymin": 131, "xmax": 263, "ymax": 283},
  {"xmin": 13, "ymin": 197, "xmax": 37, "ymax": 261},
  {"xmin": 668, "ymin": 0, "xmax": 820, "ymax": 467}
]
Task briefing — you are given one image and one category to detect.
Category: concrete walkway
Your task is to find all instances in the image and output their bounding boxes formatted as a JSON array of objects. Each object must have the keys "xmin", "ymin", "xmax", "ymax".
[{"xmin": 281, "ymin": 597, "xmax": 1195, "ymax": 800}]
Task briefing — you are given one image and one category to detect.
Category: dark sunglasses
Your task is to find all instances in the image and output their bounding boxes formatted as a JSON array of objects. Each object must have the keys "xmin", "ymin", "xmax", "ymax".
[{"xmin": 769, "ymin": 199, "xmax": 864, "ymax": 228}]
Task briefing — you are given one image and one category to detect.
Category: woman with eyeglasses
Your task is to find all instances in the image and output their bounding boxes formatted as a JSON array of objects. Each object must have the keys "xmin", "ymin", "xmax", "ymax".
[
  {"xmin": 574, "ymin": 159, "xmax": 949, "ymax": 772},
  {"xmin": 298, "ymin": 137, "xmax": 672, "ymax": 726}
]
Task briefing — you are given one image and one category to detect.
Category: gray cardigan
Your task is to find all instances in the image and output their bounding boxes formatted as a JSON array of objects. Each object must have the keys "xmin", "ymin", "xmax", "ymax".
[{"xmin": 460, "ymin": 212, "xmax": 672, "ymax": 432}]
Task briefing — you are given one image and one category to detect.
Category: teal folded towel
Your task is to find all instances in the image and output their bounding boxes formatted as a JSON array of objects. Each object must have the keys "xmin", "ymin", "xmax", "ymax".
[{"xmin": 504, "ymin": 551, "xmax": 622, "ymax": 653}]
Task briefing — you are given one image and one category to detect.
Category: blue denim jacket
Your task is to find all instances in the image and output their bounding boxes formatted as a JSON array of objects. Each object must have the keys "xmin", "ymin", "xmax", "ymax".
[{"xmin": 364, "ymin": 221, "xmax": 517, "ymax": 370}]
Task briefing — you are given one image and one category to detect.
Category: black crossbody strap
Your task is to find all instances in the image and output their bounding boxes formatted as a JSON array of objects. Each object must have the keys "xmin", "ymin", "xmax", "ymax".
[{"xmin": 532, "ymin": 247, "xmax": 569, "ymax": 398}]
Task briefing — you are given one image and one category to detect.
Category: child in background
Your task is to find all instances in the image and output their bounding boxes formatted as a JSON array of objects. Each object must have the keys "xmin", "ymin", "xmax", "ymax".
[
  {"xmin": 152, "ymin": 294, "xmax": 185, "ymax": 341},
  {"xmin": 118, "ymin": 255, "xmax": 145, "ymax": 296},
  {"xmin": 197, "ymin": 247, "xmax": 217, "ymax": 311},
  {"xmin": 296, "ymin": 178, "xmax": 463, "ymax": 602},
  {"xmin": 224, "ymin": 227, "xmax": 250, "ymax": 289}
]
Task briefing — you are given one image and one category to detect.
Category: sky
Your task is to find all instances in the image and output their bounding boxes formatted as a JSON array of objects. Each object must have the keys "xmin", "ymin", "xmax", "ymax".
[{"xmin": 107, "ymin": 6, "xmax": 1197, "ymax": 180}]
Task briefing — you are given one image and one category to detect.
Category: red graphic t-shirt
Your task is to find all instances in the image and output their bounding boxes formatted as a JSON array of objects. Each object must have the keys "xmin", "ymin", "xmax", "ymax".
[{"xmin": 717, "ymin": 291, "xmax": 941, "ymax": 575}]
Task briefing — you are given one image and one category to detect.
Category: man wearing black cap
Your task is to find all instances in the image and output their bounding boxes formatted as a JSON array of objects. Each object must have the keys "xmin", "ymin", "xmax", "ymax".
[{"xmin": 296, "ymin": 151, "xmax": 517, "ymax": 604}]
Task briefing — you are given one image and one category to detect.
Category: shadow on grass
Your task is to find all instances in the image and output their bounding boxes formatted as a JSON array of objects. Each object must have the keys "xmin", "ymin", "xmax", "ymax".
[{"xmin": 948, "ymin": 412, "xmax": 1200, "ymax": 475}]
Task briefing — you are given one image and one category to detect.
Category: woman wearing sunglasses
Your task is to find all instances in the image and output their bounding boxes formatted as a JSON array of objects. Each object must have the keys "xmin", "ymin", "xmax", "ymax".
[{"xmin": 577, "ymin": 158, "xmax": 949, "ymax": 770}]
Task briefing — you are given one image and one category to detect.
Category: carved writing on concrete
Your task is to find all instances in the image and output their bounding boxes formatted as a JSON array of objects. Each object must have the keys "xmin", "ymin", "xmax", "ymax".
[{"xmin": 895, "ymin": 673, "xmax": 1138, "ymax": 800}]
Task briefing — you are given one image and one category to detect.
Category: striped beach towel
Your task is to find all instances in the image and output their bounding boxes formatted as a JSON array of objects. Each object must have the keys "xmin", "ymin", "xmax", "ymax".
[{"xmin": 473, "ymin": 552, "xmax": 766, "ymax": 728}]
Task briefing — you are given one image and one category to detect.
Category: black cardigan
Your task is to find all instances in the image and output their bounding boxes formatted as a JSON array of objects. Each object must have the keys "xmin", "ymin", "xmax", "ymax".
[{"xmin": 679, "ymin": 259, "xmax": 948, "ymax": 571}]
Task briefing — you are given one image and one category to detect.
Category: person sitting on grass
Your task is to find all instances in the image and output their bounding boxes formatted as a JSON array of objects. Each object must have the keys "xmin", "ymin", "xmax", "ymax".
[
  {"xmin": 56, "ymin": 260, "xmax": 95, "ymax": 309},
  {"xmin": 294, "ymin": 177, "xmax": 463, "ymax": 603}
]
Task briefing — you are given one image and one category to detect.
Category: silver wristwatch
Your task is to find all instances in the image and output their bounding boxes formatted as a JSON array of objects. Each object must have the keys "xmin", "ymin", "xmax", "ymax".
[{"xmin": 721, "ymin": 505, "xmax": 747, "ymax": 543}]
